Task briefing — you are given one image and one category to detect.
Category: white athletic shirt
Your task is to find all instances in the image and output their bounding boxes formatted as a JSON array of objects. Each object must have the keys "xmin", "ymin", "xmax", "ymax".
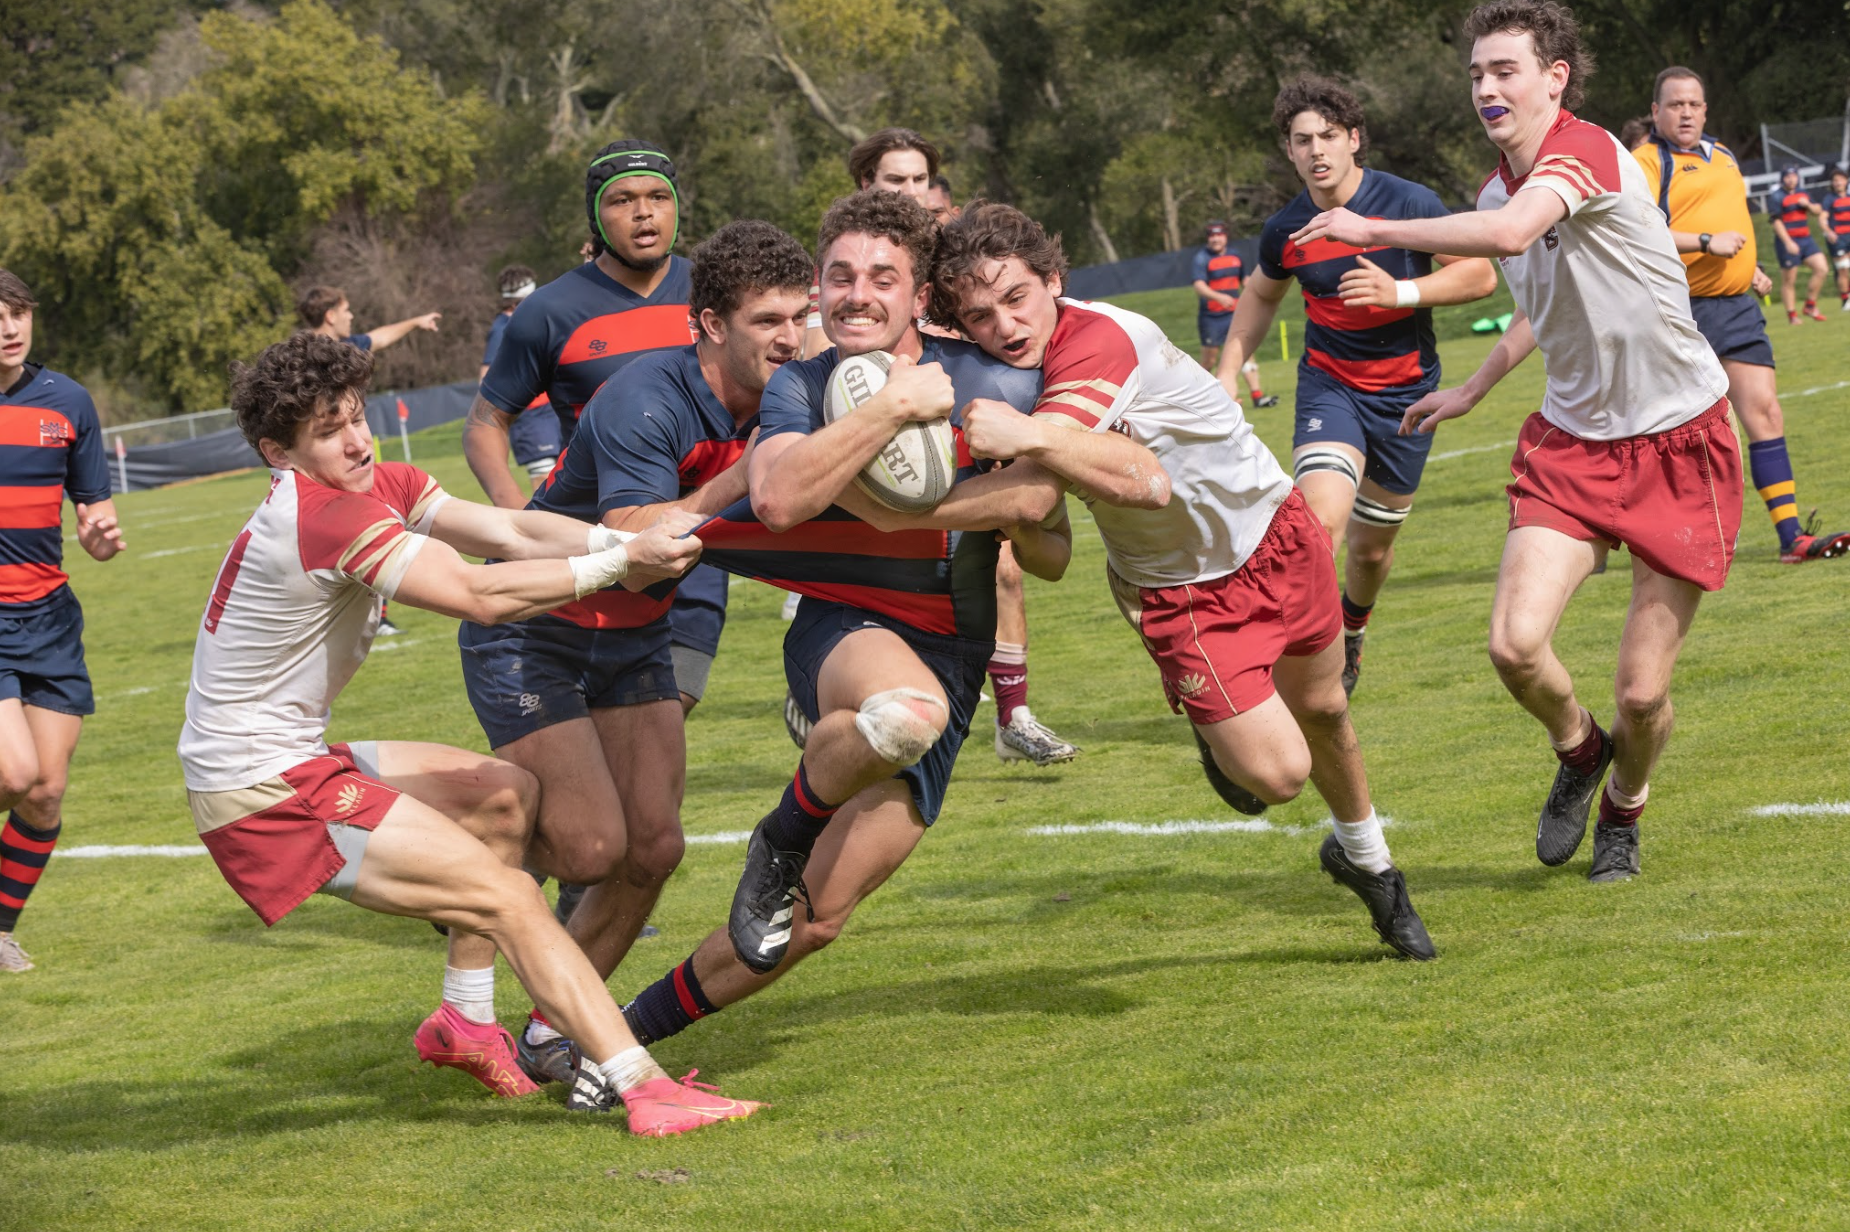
[
  {"xmin": 1477, "ymin": 111, "xmax": 1727, "ymax": 440},
  {"xmin": 178, "ymin": 463, "xmax": 448, "ymax": 791},
  {"xmin": 1038, "ymin": 299, "xmax": 1294, "ymax": 587}
]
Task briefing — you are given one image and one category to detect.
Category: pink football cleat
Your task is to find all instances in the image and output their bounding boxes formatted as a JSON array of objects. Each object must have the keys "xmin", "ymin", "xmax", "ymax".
[
  {"xmin": 413, "ymin": 1002, "xmax": 541, "ymax": 1098},
  {"xmin": 621, "ymin": 1069, "xmax": 763, "ymax": 1137}
]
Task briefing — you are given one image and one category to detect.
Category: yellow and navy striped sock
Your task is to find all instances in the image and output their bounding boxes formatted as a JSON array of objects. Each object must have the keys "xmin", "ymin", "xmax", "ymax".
[{"xmin": 1748, "ymin": 437, "xmax": 1801, "ymax": 551}]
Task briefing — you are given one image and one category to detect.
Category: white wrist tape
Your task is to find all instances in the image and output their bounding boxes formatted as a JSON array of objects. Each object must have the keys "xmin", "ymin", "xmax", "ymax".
[
  {"xmin": 567, "ymin": 545, "xmax": 629, "ymax": 598},
  {"xmin": 1394, "ymin": 280, "xmax": 1422, "ymax": 308},
  {"xmin": 586, "ymin": 525, "xmax": 638, "ymax": 553}
]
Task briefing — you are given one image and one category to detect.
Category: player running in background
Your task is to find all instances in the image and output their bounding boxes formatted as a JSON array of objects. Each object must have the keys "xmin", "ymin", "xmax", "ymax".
[
  {"xmin": 1636, "ymin": 67, "xmax": 1850, "ymax": 563},
  {"xmin": 619, "ymin": 190, "xmax": 1115, "ymax": 1047},
  {"xmin": 932, "ymin": 203, "xmax": 1437, "ymax": 960},
  {"xmin": 1295, "ymin": 0, "xmax": 1743, "ymax": 883},
  {"xmin": 463, "ymin": 141, "xmax": 729, "ymax": 716},
  {"xmin": 1771, "ymin": 165, "xmax": 1830, "ymax": 324},
  {"xmin": 0, "ymin": 269, "xmax": 125, "ymax": 974},
  {"xmin": 479, "ymin": 264, "xmax": 561, "ymax": 492},
  {"xmin": 458, "ymin": 221, "xmax": 811, "ymax": 1085},
  {"xmin": 1826, "ymin": 165, "xmax": 1850, "ymax": 309},
  {"xmin": 298, "ymin": 285, "xmax": 442, "ymax": 354},
  {"xmin": 1192, "ymin": 221, "xmax": 1272, "ymax": 406},
  {"xmin": 1218, "ymin": 78, "xmax": 1499, "ymax": 696},
  {"xmin": 178, "ymin": 333, "xmax": 756, "ymax": 1134}
]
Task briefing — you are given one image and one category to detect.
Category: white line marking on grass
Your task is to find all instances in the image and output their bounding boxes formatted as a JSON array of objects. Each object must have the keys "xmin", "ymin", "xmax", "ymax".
[
  {"xmin": 141, "ymin": 544, "xmax": 219, "ymax": 560},
  {"xmin": 1750, "ymin": 802, "xmax": 1850, "ymax": 817},
  {"xmin": 61, "ymin": 845, "xmax": 209, "ymax": 858},
  {"xmin": 370, "ymin": 639, "xmax": 422, "ymax": 653},
  {"xmin": 1429, "ymin": 440, "xmax": 1515, "ymax": 462},
  {"xmin": 1789, "ymin": 379, "xmax": 1850, "ymax": 399},
  {"xmin": 1029, "ymin": 816, "xmax": 1398, "ymax": 838},
  {"xmin": 686, "ymin": 831, "xmax": 751, "ymax": 845}
]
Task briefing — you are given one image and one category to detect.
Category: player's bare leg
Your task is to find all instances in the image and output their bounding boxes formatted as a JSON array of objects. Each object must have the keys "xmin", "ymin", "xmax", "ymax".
[
  {"xmin": 1193, "ymin": 696, "xmax": 1314, "ymax": 809},
  {"xmin": 727, "ymin": 631, "xmax": 946, "ymax": 972},
  {"xmin": 992, "ymin": 545, "xmax": 1077, "ymax": 765},
  {"xmin": 625, "ymin": 780, "xmax": 926, "ymax": 1041},
  {"xmin": 351, "ymin": 795, "xmax": 759, "ymax": 1133},
  {"xmin": 1781, "ymin": 264, "xmax": 1800, "ymax": 319},
  {"xmin": 1488, "ymin": 527, "xmax": 1617, "ymax": 867},
  {"xmin": 1587, "ymin": 558, "xmax": 1703, "ymax": 882},
  {"xmin": 0, "ymin": 703, "xmax": 80, "ymax": 972},
  {"xmin": 1804, "ymin": 252, "xmax": 1830, "ymax": 318}
]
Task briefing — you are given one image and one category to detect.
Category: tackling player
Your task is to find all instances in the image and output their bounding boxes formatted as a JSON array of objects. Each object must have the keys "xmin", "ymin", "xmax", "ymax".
[
  {"xmin": 1635, "ymin": 68, "xmax": 1850, "ymax": 563},
  {"xmin": 178, "ymin": 332, "xmax": 757, "ymax": 1134},
  {"xmin": 457, "ymin": 220, "xmax": 812, "ymax": 1085},
  {"xmin": 1219, "ymin": 78, "xmax": 1499, "ymax": 697},
  {"xmin": 0, "ymin": 269, "xmax": 125, "ymax": 974},
  {"xmin": 617, "ymin": 190, "xmax": 1122, "ymax": 1048},
  {"xmin": 1292, "ymin": 0, "xmax": 1744, "ymax": 882},
  {"xmin": 1192, "ymin": 221, "xmax": 1272, "ymax": 406},
  {"xmin": 1771, "ymin": 164, "xmax": 1830, "ymax": 324},
  {"xmin": 929, "ymin": 202, "xmax": 1436, "ymax": 960}
]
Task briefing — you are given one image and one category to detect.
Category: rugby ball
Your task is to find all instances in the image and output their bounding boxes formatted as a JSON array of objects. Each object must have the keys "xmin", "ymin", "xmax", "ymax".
[{"xmin": 822, "ymin": 351, "xmax": 957, "ymax": 513}]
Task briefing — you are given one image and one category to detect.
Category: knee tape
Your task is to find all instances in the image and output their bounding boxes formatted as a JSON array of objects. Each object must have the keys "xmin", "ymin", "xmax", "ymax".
[
  {"xmin": 854, "ymin": 687, "xmax": 946, "ymax": 767},
  {"xmin": 1836, "ymin": 255, "xmax": 1850, "ymax": 271},
  {"xmin": 1350, "ymin": 493, "xmax": 1411, "ymax": 528},
  {"xmin": 1293, "ymin": 447, "xmax": 1360, "ymax": 489}
]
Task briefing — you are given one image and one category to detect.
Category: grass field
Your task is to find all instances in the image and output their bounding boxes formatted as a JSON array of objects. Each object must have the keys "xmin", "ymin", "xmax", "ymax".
[{"xmin": 6, "ymin": 276, "xmax": 1850, "ymax": 1231}]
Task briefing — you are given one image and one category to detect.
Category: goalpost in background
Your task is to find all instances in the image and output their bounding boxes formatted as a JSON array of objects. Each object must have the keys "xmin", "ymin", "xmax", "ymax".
[{"xmin": 1752, "ymin": 101, "xmax": 1850, "ymax": 204}]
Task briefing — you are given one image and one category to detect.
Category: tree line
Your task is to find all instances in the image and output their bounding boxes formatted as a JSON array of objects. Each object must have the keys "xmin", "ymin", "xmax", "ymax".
[{"xmin": 2, "ymin": 0, "xmax": 1843, "ymax": 418}]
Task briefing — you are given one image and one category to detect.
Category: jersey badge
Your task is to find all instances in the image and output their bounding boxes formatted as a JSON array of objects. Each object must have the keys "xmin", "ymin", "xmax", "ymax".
[
  {"xmin": 1543, "ymin": 227, "xmax": 1561, "ymax": 252},
  {"xmin": 39, "ymin": 418, "xmax": 72, "ymax": 446}
]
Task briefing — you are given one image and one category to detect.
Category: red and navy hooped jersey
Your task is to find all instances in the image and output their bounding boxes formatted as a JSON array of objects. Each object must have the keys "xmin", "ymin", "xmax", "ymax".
[
  {"xmin": 1828, "ymin": 195, "xmax": 1850, "ymax": 237},
  {"xmin": 525, "ymin": 344, "xmax": 751, "ymax": 630},
  {"xmin": 0, "ymin": 365, "xmax": 110, "ymax": 613},
  {"xmin": 696, "ymin": 337, "xmax": 1042, "ymax": 643},
  {"xmin": 1192, "ymin": 248, "xmax": 1244, "ymax": 315},
  {"xmin": 1776, "ymin": 191, "xmax": 1815, "ymax": 240},
  {"xmin": 478, "ymin": 257, "xmax": 693, "ymax": 440},
  {"xmin": 1259, "ymin": 170, "xmax": 1449, "ymax": 394}
]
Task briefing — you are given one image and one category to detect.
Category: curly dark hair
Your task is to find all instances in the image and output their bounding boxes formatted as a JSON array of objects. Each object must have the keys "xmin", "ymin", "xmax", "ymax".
[
  {"xmin": 847, "ymin": 127, "xmax": 941, "ymax": 189},
  {"xmin": 0, "ymin": 269, "xmax": 37, "ymax": 315},
  {"xmin": 231, "ymin": 333, "xmax": 374, "ymax": 453},
  {"xmin": 295, "ymin": 285, "xmax": 345, "ymax": 330},
  {"xmin": 689, "ymin": 221, "xmax": 815, "ymax": 335},
  {"xmin": 1272, "ymin": 76, "xmax": 1369, "ymax": 162},
  {"xmin": 1464, "ymin": 0, "xmax": 1595, "ymax": 112},
  {"xmin": 816, "ymin": 188, "xmax": 938, "ymax": 291},
  {"xmin": 927, "ymin": 201, "xmax": 1068, "ymax": 328}
]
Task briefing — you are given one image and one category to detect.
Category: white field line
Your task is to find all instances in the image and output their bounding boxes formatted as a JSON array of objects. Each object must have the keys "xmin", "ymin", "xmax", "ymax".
[
  {"xmin": 686, "ymin": 830, "xmax": 752, "ymax": 845},
  {"xmin": 140, "ymin": 543, "xmax": 220, "ymax": 560},
  {"xmin": 370, "ymin": 639, "xmax": 422, "ymax": 653},
  {"xmin": 1029, "ymin": 816, "xmax": 1396, "ymax": 838},
  {"xmin": 1789, "ymin": 379, "xmax": 1850, "ymax": 399},
  {"xmin": 1428, "ymin": 440, "xmax": 1515, "ymax": 462},
  {"xmin": 62, "ymin": 845, "xmax": 209, "ymax": 858},
  {"xmin": 1749, "ymin": 802, "xmax": 1850, "ymax": 817}
]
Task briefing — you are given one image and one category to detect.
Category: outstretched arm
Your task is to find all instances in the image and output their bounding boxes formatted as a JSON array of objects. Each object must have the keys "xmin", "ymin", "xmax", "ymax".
[
  {"xmin": 1293, "ymin": 188, "xmax": 1568, "ymax": 260},
  {"xmin": 366, "ymin": 311, "xmax": 443, "ymax": 352}
]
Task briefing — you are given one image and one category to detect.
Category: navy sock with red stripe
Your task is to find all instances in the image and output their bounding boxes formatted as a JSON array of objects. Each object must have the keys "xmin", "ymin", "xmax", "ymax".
[
  {"xmin": 622, "ymin": 955, "xmax": 718, "ymax": 1046},
  {"xmin": 760, "ymin": 761, "xmax": 841, "ymax": 855},
  {"xmin": 0, "ymin": 813, "xmax": 60, "ymax": 933}
]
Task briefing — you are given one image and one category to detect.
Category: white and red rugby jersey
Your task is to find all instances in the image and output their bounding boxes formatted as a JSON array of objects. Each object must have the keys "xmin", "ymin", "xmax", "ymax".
[
  {"xmin": 1477, "ymin": 111, "xmax": 1726, "ymax": 440},
  {"xmin": 178, "ymin": 462, "xmax": 449, "ymax": 791},
  {"xmin": 1038, "ymin": 299, "xmax": 1294, "ymax": 588}
]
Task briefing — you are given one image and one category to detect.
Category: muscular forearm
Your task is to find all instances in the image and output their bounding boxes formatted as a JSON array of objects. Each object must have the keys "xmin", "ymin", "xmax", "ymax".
[
  {"xmin": 751, "ymin": 405, "xmax": 919, "ymax": 531},
  {"xmin": 462, "ymin": 396, "xmax": 528, "ymax": 510},
  {"xmin": 1023, "ymin": 423, "xmax": 1169, "ymax": 510},
  {"xmin": 1003, "ymin": 508, "xmax": 1072, "ymax": 581},
  {"xmin": 1218, "ymin": 286, "xmax": 1283, "ymax": 388},
  {"xmin": 605, "ymin": 463, "xmax": 752, "ymax": 534},
  {"xmin": 836, "ymin": 461, "xmax": 1064, "ymax": 533},
  {"xmin": 1460, "ymin": 314, "xmax": 1538, "ymax": 402},
  {"xmin": 1418, "ymin": 256, "xmax": 1499, "ymax": 306}
]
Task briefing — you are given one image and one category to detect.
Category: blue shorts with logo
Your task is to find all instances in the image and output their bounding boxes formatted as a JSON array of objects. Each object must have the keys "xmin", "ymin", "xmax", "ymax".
[
  {"xmin": 668, "ymin": 564, "xmax": 729, "ymax": 656},
  {"xmin": 782, "ymin": 600, "xmax": 990, "ymax": 826},
  {"xmin": 458, "ymin": 613, "xmax": 678, "ymax": 749},
  {"xmin": 1689, "ymin": 292, "xmax": 1775, "ymax": 368},
  {"xmin": 1833, "ymin": 234, "xmax": 1850, "ymax": 258},
  {"xmin": 1778, "ymin": 235, "xmax": 1821, "ymax": 269},
  {"xmin": 1291, "ymin": 365, "xmax": 1436, "ymax": 496},
  {"xmin": 0, "ymin": 587, "xmax": 93, "ymax": 716},
  {"xmin": 1197, "ymin": 311, "xmax": 1232, "ymax": 348},
  {"xmin": 508, "ymin": 408, "xmax": 561, "ymax": 468}
]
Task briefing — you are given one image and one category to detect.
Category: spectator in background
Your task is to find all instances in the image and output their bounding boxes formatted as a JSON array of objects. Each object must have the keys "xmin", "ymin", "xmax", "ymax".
[
  {"xmin": 481, "ymin": 266, "xmax": 561, "ymax": 491},
  {"xmin": 298, "ymin": 286, "xmax": 442, "ymax": 354},
  {"xmin": 1617, "ymin": 115, "xmax": 1652, "ymax": 150}
]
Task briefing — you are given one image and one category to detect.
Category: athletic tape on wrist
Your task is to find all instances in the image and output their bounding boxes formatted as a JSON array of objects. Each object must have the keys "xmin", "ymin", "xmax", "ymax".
[
  {"xmin": 1394, "ymin": 280, "xmax": 1421, "ymax": 308},
  {"xmin": 568, "ymin": 545, "xmax": 629, "ymax": 598}
]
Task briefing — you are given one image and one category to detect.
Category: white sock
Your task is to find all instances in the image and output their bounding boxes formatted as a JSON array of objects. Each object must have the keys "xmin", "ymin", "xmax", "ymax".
[
  {"xmin": 1332, "ymin": 811, "xmax": 1393, "ymax": 875},
  {"xmin": 441, "ymin": 966, "xmax": 497, "ymax": 1025},
  {"xmin": 1548, "ymin": 707, "xmax": 1594, "ymax": 753},
  {"xmin": 1606, "ymin": 774, "xmax": 1648, "ymax": 811},
  {"xmin": 524, "ymin": 1016, "xmax": 563, "ymax": 1046},
  {"xmin": 595, "ymin": 1044, "xmax": 668, "ymax": 1095}
]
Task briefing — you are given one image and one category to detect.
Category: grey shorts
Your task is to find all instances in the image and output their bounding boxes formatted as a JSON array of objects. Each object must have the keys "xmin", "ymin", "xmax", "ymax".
[
  {"xmin": 670, "ymin": 643, "xmax": 715, "ymax": 702},
  {"xmin": 317, "ymin": 740, "xmax": 381, "ymax": 900}
]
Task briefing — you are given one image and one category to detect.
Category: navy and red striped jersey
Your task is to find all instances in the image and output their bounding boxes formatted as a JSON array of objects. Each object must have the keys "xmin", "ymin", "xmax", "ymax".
[
  {"xmin": 1828, "ymin": 194, "xmax": 1850, "ymax": 238},
  {"xmin": 1259, "ymin": 170, "xmax": 1449, "ymax": 394},
  {"xmin": 696, "ymin": 337, "xmax": 1042, "ymax": 642},
  {"xmin": 524, "ymin": 344, "xmax": 751, "ymax": 631},
  {"xmin": 0, "ymin": 365, "xmax": 109, "ymax": 613},
  {"xmin": 1192, "ymin": 247, "xmax": 1244, "ymax": 316},
  {"xmin": 1776, "ymin": 191, "xmax": 1815, "ymax": 241},
  {"xmin": 478, "ymin": 257, "xmax": 693, "ymax": 440}
]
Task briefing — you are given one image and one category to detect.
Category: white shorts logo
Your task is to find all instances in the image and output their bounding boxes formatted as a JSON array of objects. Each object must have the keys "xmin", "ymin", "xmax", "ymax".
[
  {"xmin": 519, "ymin": 692, "xmax": 542, "ymax": 716},
  {"xmin": 336, "ymin": 783, "xmax": 364, "ymax": 814},
  {"xmin": 1173, "ymin": 672, "xmax": 1209, "ymax": 698},
  {"xmin": 1306, "ymin": 417, "xmax": 1323, "ymax": 432}
]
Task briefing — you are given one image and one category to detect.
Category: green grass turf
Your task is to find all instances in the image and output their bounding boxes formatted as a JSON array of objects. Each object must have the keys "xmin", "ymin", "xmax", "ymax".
[{"xmin": 5, "ymin": 282, "xmax": 1850, "ymax": 1231}]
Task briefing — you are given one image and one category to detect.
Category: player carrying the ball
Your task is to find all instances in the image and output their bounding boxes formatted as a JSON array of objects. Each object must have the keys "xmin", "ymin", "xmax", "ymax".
[{"xmin": 930, "ymin": 202, "xmax": 1436, "ymax": 960}]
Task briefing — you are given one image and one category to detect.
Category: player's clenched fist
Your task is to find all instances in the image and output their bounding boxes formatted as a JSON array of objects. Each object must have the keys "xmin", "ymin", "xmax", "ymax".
[
  {"xmin": 962, "ymin": 397, "xmax": 1043, "ymax": 461},
  {"xmin": 880, "ymin": 354, "xmax": 955, "ymax": 423}
]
